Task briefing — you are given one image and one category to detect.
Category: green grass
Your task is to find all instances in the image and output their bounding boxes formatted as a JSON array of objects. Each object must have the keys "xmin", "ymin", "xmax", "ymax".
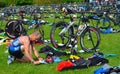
[{"xmin": 0, "ymin": 17, "xmax": 120, "ymax": 74}]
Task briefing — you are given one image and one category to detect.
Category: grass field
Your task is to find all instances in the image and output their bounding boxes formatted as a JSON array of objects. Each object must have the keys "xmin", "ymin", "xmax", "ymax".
[{"xmin": 0, "ymin": 17, "xmax": 120, "ymax": 74}]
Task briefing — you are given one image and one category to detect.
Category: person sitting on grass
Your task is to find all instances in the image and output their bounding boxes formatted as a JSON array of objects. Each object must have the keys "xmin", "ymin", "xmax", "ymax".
[{"xmin": 8, "ymin": 31, "xmax": 43, "ymax": 65}]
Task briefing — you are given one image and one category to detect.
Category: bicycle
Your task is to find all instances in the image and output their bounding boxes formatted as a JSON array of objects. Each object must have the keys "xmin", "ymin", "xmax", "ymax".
[
  {"xmin": 100, "ymin": 11, "xmax": 120, "ymax": 32},
  {"xmin": 5, "ymin": 11, "xmax": 45, "ymax": 42},
  {"xmin": 50, "ymin": 7, "xmax": 101, "ymax": 52},
  {"xmin": 90, "ymin": 9, "xmax": 120, "ymax": 33}
]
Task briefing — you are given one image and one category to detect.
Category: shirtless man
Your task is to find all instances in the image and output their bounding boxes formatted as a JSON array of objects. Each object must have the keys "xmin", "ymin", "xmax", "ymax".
[{"xmin": 8, "ymin": 32, "xmax": 43, "ymax": 65}]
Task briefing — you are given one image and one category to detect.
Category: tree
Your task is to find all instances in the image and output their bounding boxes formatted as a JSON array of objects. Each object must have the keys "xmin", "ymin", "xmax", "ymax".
[
  {"xmin": 0, "ymin": 2, "xmax": 6, "ymax": 7},
  {"xmin": 16, "ymin": 0, "xmax": 34, "ymax": 6},
  {"xmin": 34, "ymin": 0, "xmax": 84, "ymax": 5},
  {"xmin": 0, "ymin": 0, "xmax": 85, "ymax": 7}
]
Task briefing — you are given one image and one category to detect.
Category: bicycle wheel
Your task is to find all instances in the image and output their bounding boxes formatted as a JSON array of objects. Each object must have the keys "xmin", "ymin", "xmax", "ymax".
[
  {"xmin": 5, "ymin": 20, "xmax": 24, "ymax": 39},
  {"xmin": 113, "ymin": 14, "xmax": 120, "ymax": 32},
  {"xmin": 50, "ymin": 21, "xmax": 73, "ymax": 49},
  {"xmin": 80, "ymin": 26, "xmax": 100, "ymax": 52},
  {"xmin": 102, "ymin": 17, "xmax": 112, "ymax": 28}
]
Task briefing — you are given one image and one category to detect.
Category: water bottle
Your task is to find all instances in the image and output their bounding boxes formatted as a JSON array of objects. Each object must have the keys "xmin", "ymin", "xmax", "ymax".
[
  {"xmin": 78, "ymin": 25, "xmax": 85, "ymax": 32},
  {"xmin": 77, "ymin": 25, "xmax": 84, "ymax": 35}
]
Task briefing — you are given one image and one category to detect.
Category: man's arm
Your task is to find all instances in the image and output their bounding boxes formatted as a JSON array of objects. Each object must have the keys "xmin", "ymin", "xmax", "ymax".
[
  {"xmin": 25, "ymin": 44, "xmax": 42, "ymax": 64},
  {"xmin": 24, "ymin": 38, "xmax": 34, "ymax": 62},
  {"xmin": 32, "ymin": 42, "xmax": 43, "ymax": 60}
]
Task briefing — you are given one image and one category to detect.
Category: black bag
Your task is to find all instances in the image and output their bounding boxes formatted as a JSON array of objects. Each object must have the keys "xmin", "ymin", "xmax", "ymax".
[
  {"xmin": 107, "ymin": 67, "xmax": 120, "ymax": 74},
  {"xmin": 73, "ymin": 59, "xmax": 91, "ymax": 68},
  {"xmin": 39, "ymin": 45, "xmax": 67, "ymax": 56},
  {"xmin": 68, "ymin": 57, "xmax": 91, "ymax": 69}
]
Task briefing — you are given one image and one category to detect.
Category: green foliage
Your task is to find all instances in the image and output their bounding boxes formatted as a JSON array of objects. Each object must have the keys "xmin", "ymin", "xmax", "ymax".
[
  {"xmin": 0, "ymin": 0, "xmax": 86, "ymax": 7},
  {"xmin": 0, "ymin": 2, "xmax": 6, "ymax": 7},
  {"xmin": 62, "ymin": 0, "xmax": 84, "ymax": 3},
  {"xmin": 16, "ymin": 0, "xmax": 34, "ymax": 6}
]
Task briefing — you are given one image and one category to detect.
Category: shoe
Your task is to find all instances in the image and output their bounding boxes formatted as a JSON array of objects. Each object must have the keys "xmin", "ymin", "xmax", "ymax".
[{"xmin": 7, "ymin": 55, "xmax": 14, "ymax": 65}]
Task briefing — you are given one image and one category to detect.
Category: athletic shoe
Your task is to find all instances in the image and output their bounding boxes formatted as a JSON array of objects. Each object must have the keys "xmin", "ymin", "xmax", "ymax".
[{"xmin": 7, "ymin": 55, "xmax": 14, "ymax": 65}]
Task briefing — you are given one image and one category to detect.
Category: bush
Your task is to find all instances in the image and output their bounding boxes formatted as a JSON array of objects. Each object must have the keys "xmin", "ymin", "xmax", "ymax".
[
  {"xmin": 16, "ymin": 0, "xmax": 33, "ymax": 6},
  {"xmin": 0, "ymin": 2, "xmax": 6, "ymax": 8}
]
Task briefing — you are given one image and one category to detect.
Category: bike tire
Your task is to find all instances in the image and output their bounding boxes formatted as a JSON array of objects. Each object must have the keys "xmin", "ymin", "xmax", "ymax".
[
  {"xmin": 50, "ymin": 21, "xmax": 73, "ymax": 49},
  {"xmin": 80, "ymin": 26, "xmax": 100, "ymax": 52},
  {"xmin": 5, "ymin": 20, "xmax": 24, "ymax": 39}
]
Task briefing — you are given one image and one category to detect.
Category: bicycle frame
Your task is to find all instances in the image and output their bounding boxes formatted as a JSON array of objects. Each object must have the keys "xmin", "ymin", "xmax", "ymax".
[
  {"xmin": 59, "ymin": 21, "xmax": 74, "ymax": 35},
  {"xmin": 58, "ymin": 13, "xmax": 90, "ymax": 48},
  {"xmin": 59, "ymin": 13, "xmax": 89, "ymax": 37}
]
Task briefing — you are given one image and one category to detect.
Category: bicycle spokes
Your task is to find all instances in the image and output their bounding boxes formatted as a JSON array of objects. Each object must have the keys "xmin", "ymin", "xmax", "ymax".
[
  {"xmin": 59, "ymin": 33, "xmax": 69, "ymax": 44},
  {"xmin": 88, "ymin": 31, "xmax": 95, "ymax": 47},
  {"xmin": 85, "ymin": 31, "xmax": 97, "ymax": 48},
  {"xmin": 50, "ymin": 21, "xmax": 73, "ymax": 49},
  {"xmin": 54, "ymin": 27, "xmax": 69, "ymax": 46},
  {"xmin": 80, "ymin": 27, "xmax": 100, "ymax": 52}
]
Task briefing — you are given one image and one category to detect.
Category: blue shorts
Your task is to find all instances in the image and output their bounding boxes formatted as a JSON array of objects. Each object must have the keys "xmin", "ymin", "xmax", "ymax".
[{"xmin": 9, "ymin": 45, "xmax": 24, "ymax": 59}]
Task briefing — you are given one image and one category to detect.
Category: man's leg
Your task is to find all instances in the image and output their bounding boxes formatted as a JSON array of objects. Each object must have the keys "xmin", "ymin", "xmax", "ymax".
[
  {"xmin": 16, "ymin": 45, "xmax": 33, "ymax": 62},
  {"xmin": 16, "ymin": 56, "xmax": 30, "ymax": 62}
]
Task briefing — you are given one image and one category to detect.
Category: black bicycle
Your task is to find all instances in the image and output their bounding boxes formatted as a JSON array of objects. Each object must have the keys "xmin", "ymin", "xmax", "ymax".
[
  {"xmin": 50, "ymin": 7, "xmax": 101, "ymax": 52},
  {"xmin": 5, "ymin": 11, "xmax": 45, "ymax": 41},
  {"xmin": 90, "ymin": 9, "xmax": 120, "ymax": 33}
]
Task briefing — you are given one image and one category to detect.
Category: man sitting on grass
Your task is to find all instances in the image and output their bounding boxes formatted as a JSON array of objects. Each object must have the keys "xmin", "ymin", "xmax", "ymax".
[{"xmin": 8, "ymin": 31, "xmax": 43, "ymax": 65}]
